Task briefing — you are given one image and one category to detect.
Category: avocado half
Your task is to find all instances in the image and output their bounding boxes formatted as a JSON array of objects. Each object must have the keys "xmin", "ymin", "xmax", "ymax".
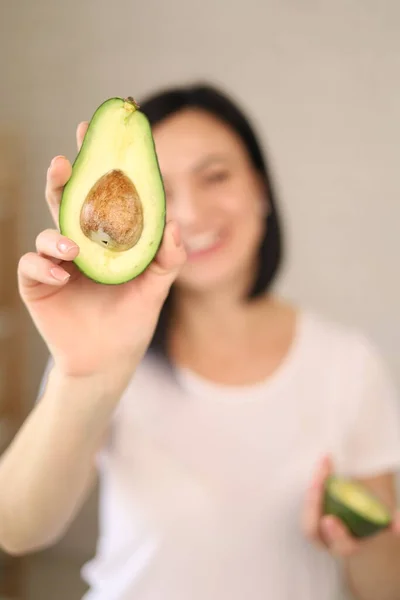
[
  {"xmin": 59, "ymin": 97, "xmax": 166, "ymax": 285},
  {"xmin": 323, "ymin": 475, "xmax": 392, "ymax": 538}
]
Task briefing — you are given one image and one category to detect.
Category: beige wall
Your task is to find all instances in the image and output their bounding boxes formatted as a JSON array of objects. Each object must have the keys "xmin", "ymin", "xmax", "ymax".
[{"xmin": 1, "ymin": 0, "xmax": 400, "ymax": 596}]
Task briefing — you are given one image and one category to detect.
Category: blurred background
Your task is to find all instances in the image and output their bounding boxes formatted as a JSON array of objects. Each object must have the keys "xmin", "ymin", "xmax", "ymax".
[{"xmin": 0, "ymin": 0, "xmax": 399, "ymax": 598}]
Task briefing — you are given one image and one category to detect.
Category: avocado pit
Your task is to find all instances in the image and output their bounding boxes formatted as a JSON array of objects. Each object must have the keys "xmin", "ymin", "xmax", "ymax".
[{"xmin": 80, "ymin": 169, "xmax": 143, "ymax": 252}]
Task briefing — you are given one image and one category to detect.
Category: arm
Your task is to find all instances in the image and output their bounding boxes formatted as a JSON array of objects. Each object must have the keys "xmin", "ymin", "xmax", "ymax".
[
  {"xmin": 0, "ymin": 131, "xmax": 184, "ymax": 557},
  {"xmin": 303, "ymin": 336, "xmax": 400, "ymax": 600},
  {"xmin": 0, "ymin": 365, "xmax": 122, "ymax": 555},
  {"xmin": 344, "ymin": 472, "xmax": 400, "ymax": 600},
  {"xmin": 340, "ymin": 340, "xmax": 400, "ymax": 599}
]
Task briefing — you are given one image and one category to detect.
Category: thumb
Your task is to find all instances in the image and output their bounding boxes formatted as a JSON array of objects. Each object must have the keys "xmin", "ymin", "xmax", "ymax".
[{"xmin": 143, "ymin": 220, "xmax": 186, "ymax": 289}]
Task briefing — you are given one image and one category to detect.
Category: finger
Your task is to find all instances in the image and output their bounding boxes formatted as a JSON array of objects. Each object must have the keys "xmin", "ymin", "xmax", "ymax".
[
  {"xmin": 45, "ymin": 156, "xmax": 72, "ymax": 225},
  {"xmin": 320, "ymin": 515, "xmax": 359, "ymax": 556},
  {"xmin": 76, "ymin": 121, "xmax": 89, "ymax": 151},
  {"xmin": 36, "ymin": 229, "xmax": 79, "ymax": 262},
  {"xmin": 148, "ymin": 220, "xmax": 186, "ymax": 277},
  {"xmin": 18, "ymin": 252, "xmax": 70, "ymax": 293},
  {"xmin": 302, "ymin": 455, "xmax": 333, "ymax": 544},
  {"xmin": 138, "ymin": 220, "xmax": 186, "ymax": 304}
]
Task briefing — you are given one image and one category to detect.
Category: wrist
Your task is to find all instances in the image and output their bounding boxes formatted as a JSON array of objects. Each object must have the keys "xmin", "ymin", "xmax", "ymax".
[
  {"xmin": 46, "ymin": 362, "xmax": 133, "ymax": 413},
  {"xmin": 51, "ymin": 351, "xmax": 138, "ymax": 391}
]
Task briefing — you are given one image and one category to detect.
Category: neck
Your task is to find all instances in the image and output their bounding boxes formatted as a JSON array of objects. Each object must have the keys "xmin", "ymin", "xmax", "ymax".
[
  {"xmin": 172, "ymin": 281, "xmax": 275, "ymax": 345},
  {"xmin": 174, "ymin": 257, "xmax": 257, "ymax": 331}
]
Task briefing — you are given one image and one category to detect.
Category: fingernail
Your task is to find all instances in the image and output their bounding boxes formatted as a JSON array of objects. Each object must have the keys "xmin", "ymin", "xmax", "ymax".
[
  {"xmin": 171, "ymin": 223, "xmax": 181, "ymax": 247},
  {"xmin": 57, "ymin": 240, "xmax": 77, "ymax": 254},
  {"xmin": 50, "ymin": 267, "xmax": 70, "ymax": 282},
  {"xmin": 51, "ymin": 155, "xmax": 65, "ymax": 168}
]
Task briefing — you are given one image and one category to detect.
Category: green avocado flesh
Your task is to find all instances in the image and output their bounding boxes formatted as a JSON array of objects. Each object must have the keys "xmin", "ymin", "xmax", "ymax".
[
  {"xmin": 323, "ymin": 476, "xmax": 392, "ymax": 538},
  {"xmin": 59, "ymin": 97, "xmax": 166, "ymax": 284}
]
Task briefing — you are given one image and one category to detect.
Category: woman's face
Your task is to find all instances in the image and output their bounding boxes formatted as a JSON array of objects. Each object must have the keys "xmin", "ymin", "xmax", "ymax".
[{"xmin": 152, "ymin": 108, "xmax": 268, "ymax": 294}]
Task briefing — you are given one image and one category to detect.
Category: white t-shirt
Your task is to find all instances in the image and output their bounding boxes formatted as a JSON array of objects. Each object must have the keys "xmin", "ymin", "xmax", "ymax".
[{"xmin": 39, "ymin": 310, "xmax": 400, "ymax": 600}]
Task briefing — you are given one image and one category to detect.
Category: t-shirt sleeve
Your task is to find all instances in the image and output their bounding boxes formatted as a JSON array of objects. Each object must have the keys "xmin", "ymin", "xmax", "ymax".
[{"xmin": 337, "ymin": 336, "xmax": 400, "ymax": 479}]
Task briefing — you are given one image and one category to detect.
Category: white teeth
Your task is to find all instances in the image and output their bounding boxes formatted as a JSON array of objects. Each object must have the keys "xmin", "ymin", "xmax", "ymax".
[{"xmin": 185, "ymin": 232, "xmax": 220, "ymax": 252}]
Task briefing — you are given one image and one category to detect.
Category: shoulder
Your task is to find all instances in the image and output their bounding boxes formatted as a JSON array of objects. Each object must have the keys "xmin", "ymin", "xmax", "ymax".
[
  {"xmin": 301, "ymin": 308, "xmax": 399, "ymax": 421},
  {"xmin": 300, "ymin": 309, "xmax": 388, "ymax": 374},
  {"xmin": 297, "ymin": 309, "xmax": 399, "ymax": 418},
  {"xmin": 300, "ymin": 310, "xmax": 400, "ymax": 475}
]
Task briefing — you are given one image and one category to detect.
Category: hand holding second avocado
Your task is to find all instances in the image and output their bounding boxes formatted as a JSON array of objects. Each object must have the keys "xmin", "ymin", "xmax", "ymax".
[
  {"xmin": 301, "ymin": 455, "xmax": 400, "ymax": 557},
  {"xmin": 18, "ymin": 122, "xmax": 186, "ymax": 380}
]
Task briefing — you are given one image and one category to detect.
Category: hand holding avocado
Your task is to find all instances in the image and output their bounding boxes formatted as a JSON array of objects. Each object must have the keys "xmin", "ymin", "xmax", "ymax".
[
  {"xmin": 302, "ymin": 456, "xmax": 400, "ymax": 556},
  {"xmin": 18, "ymin": 103, "xmax": 186, "ymax": 380}
]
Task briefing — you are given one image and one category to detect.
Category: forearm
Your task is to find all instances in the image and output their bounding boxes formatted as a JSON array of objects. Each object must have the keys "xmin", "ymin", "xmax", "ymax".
[
  {"xmin": 0, "ymin": 366, "xmax": 126, "ymax": 555},
  {"xmin": 345, "ymin": 532, "xmax": 400, "ymax": 600}
]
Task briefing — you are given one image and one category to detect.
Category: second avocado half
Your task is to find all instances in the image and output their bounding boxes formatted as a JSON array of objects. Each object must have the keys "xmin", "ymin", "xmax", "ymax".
[
  {"xmin": 323, "ymin": 475, "xmax": 392, "ymax": 538},
  {"xmin": 59, "ymin": 97, "xmax": 166, "ymax": 285}
]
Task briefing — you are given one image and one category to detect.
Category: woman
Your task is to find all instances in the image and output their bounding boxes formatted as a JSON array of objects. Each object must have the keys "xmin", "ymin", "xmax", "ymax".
[{"xmin": 1, "ymin": 83, "xmax": 400, "ymax": 600}]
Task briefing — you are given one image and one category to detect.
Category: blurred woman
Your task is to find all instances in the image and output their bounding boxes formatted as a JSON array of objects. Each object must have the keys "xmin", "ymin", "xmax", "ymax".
[{"xmin": 1, "ymin": 83, "xmax": 400, "ymax": 600}]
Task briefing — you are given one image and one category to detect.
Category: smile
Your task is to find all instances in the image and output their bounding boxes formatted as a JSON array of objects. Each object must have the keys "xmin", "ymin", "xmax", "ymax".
[{"xmin": 184, "ymin": 231, "xmax": 221, "ymax": 253}]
